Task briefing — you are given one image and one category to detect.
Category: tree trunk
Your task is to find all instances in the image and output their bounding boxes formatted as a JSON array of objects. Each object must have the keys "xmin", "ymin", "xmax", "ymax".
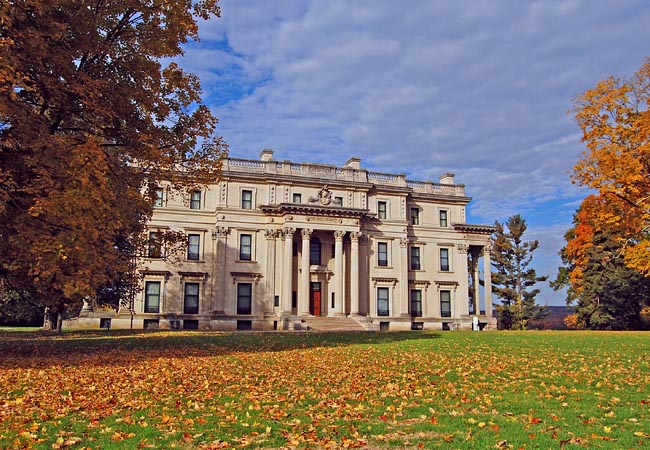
[
  {"xmin": 56, "ymin": 313, "xmax": 63, "ymax": 335},
  {"xmin": 42, "ymin": 307, "xmax": 52, "ymax": 330}
]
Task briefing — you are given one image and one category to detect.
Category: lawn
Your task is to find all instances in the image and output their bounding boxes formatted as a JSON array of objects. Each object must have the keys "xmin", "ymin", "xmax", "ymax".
[{"xmin": 0, "ymin": 330, "xmax": 648, "ymax": 449}]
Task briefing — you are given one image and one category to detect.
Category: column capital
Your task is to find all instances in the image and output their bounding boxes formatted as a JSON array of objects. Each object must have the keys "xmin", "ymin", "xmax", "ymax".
[
  {"xmin": 264, "ymin": 228, "xmax": 278, "ymax": 239},
  {"xmin": 212, "ymin": 226, "xmax": 230, "ymax": 238},
  {"xmin": 481, "ymin": 244, "xmax": 493, "ymax": 257},
  {"xmin": 282, "ymin": 227, "xmax": 296, "ymax": 238},
  {"xmin": 457, "ymin": 243, "xmax": 469, "ymax": 254},
  {"xmin": 301, "ymin": 228, "xmax": 313, "ymax": 239},
  {"xmin": 334, "ymin": 230, "xmax": 346, "ymax": 241},
  {"xmin": 399, "ymin": 237, "xmax": 409, "ymax": 247},
  {"xmin": 350, "ymin": 231, "xmax": 362, "ymax": 242}
]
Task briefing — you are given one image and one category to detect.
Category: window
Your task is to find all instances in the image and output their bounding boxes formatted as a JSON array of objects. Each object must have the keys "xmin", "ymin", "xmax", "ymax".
[
  {"xmin": 183, "ymin": 283, "xmax": 199, "ymax": 314},
  {"xmin": 187, "ymin": 234, "xmax": 200, "ymax": 260},
  {"xmin": 148, "ymin": 231, "xmax": 162, "ymax": 258},
  {"xmin": 242, "ymin": 190, "xmax": 253, "ymax": 209},
  {"xmin": 144, "ymin": 281, "xmax": 161, "ymax": 313},
  {"xmin": 411, "ymin": 290, "xmax": 422, "ymax": 317},
  {"xmin": 410, "ymin": 246, "xmax": 421, "ymax": 270},
  {"xmin": 153, "ymin": 188, "xmax": 163, "ymax": 207},
  {"xmin": 293, "ymin": 193, "xmax": 302, "ymax": 203},
  {"xmin": 143, "ymin": 319, "xmax": 159, "ymax": 329},
  {"xmin": 440, "ymin": 210, "xmax": 448, "ymax": 227},
  {"xmin": 239, "ymin": 234, "xmax": 252, "ymax": 261},
  {"xmin": 190, "ymin": 190, "xmax": 201, "ymax": 210},
  {"xmin": 237, "ymin": 320, "xmax": 252, "ymax": 330},
  {"xmin": 378, "ymin": 242, "xmax": 388, "ymax": 267},
  {"xmin": 237, "ymin": 283, "xmax": 252, "ymax": 314},
  {"xmin": 440, "ymin": 248, "xmax": 450, "ymax": 271},
  {"xmin": 377, "ymin": 287, "xmax": 389, "ymax": 316},
  {"xmin": 310, "ymin": 237, "xmax": 321, "ymax": 265},
  {"xmin": 183, "ymin": 320, "xmax": 198, "ymax": 330},
  {"xmin": 378, "ymin": 201, "xmax": 387, "ymax": 219},
  {"xmin": 411, "ymin": 207, "xmax": 420, "ymax": 225},
  {"xmin": 440, "ymin": 290, "xmax": 451, "ymax": 317}
]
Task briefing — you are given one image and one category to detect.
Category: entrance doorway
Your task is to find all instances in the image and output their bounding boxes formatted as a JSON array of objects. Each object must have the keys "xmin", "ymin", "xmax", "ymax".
[{"xmin": 310, "ymin": 282, "xmax": 322, "ymax": 316}]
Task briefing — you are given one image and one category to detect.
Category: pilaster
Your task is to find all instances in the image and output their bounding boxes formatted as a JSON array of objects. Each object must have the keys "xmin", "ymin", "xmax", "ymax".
[
  {"xmin": 457, "ymin": 244, "xmax": 470, "ymax": 317},
  {"xmin": 212, "ymin": 226, "xmax": 230, "ymax": 315},
  {"xmin": 399, "ymin": 237, "xmax": 409, "ymax": 317},
  {"xmin": 264, "ymin": 229, "xmax": 278, "ymax": 316}
]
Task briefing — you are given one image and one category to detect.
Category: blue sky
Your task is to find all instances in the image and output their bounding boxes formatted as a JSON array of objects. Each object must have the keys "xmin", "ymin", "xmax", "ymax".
[{"xmin": 178, "ymin": 0, "xmax": 650, "ymax": 306}]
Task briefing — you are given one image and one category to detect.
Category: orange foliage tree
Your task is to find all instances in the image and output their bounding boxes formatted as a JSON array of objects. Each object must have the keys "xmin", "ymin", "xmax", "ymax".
[
  {"xmin": 0, "ymin": 1, "xmax": 227, "ymax": 330},
  {"xmin": 572, "ymin": 58, "xmax": 650, "ymax": 275},
  {"xmin": 553, "ymin": 195, "xmax": 650, "ymax": 329}
]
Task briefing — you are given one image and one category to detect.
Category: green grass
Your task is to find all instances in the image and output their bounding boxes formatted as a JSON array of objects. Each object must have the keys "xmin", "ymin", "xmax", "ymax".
[{"xmin": 0, "ymin": 330, "xmax": 648, "ymax": 448}]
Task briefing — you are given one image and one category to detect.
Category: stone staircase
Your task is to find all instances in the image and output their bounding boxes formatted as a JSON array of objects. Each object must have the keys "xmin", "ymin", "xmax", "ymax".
[{"xmin": 300, "ymin": 316, "xmax": 367, "ymax": 332}]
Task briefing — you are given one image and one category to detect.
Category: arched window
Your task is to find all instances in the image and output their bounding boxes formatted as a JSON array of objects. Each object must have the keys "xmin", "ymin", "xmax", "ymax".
[{"xmin": 310, "ymin": 237, "xmax": 321, "ymax": 265}]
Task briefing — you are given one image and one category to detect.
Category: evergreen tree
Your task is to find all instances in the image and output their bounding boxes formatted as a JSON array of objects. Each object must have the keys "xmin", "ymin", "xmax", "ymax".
[{"xmin": 491, "ymin": 215, "xmax": 548, "ymax": 330}]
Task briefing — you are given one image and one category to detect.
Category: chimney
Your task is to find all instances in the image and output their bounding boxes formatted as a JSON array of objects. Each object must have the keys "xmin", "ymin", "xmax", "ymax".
[
  {"xmin": 259, "ymin": 149, "xmax": 274, "ymax": 161},
  {"xmin": 439, "ymin": 173, "xmax": 455, "ymax": 185}
]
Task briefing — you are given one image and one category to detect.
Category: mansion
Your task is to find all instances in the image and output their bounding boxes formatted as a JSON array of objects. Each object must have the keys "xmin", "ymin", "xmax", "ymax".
[{"xmin": 79, "ymin": 150, "xmax": 496, "ymax": 331}]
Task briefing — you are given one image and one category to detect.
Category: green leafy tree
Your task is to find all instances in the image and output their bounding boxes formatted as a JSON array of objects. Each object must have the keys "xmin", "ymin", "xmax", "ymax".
[
  {"xmin": 0, "ymin": 0, "xmax": 227, "ymax": 332},
  {"xmin": 491, "ymin": 215, "xmax": 548, "ymax": 330}
]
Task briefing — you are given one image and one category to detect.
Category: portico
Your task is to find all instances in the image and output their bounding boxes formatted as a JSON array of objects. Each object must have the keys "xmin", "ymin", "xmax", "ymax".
[{"xmin": 261, "ymin": 201, "xmax": 370, "ymax": 322}]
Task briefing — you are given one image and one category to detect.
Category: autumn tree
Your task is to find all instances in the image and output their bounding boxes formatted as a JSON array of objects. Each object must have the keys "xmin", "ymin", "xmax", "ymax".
[
  {"xmin": 491, "ymin": 214, "xmax": 548, "ymax": 330},
  {"xmin": 552, "ymin": 195, "xmax": 650, "ymax": 330},
  {"xmin": 572, "ymin": 58, "xmax": 650, "ymax": 275},
  {"xmin": 0, "ymin": 1, "xmax": 227, "ymax": 332}
]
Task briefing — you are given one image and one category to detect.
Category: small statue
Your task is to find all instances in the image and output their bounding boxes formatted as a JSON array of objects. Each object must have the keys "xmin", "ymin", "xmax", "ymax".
[{"xmin": 310, "ymin": 185, "xmax": 334, "ymax": 205}]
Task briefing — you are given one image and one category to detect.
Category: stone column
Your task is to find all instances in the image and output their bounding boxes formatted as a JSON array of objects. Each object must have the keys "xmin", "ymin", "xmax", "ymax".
[
  {"xmin": 333, "ymin": 230, "xmax": 346, "ymax": 316},
  {"xmin": 299, "ymin": 228, "xmax": 312, "ymax": 316},
  {"xmin": 482, "ymin": 245, "xmax": 493, "ymax": 317},
  {"xmin": 264, "ymin": 229, "xmax": 277, "ymax": 316},
  {"xmin": 281, "ymin": 227, "xmax": 295, "ymax": 315},
  {"xmin": 399, "ymin": 237, "xmax": 409, "ymax": 317},
  {"xmin": 212, "ymin": 226, "xmax": 230, "ymax": 315},
  {"xmin": 471, "ymin": 249, "xmax": 480, "ymax": 315},
  {"xmin": 349, "ymin": 232, "xmax": 361, "ymax": 315},
  {"xmin": 457, "ymin": 244, "xmax": 470, "ymax": 317}
]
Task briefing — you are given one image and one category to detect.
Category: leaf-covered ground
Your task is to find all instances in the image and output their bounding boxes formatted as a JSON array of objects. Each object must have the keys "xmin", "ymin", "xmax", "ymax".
[{"xmin": 0, "ymin": 330, "xmax": 648, "ymax": 449}]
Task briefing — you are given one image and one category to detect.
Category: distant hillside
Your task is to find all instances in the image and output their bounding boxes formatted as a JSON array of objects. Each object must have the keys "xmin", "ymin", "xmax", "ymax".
[{"xmin": 491, "ymin": 305, "xmax": 574, "ymax": 330}]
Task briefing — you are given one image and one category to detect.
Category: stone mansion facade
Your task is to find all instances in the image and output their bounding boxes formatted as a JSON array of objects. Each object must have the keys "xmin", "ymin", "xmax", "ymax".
[{"xmin": 79, "ymin": 150, "xmax": 496, "ymax": 331}]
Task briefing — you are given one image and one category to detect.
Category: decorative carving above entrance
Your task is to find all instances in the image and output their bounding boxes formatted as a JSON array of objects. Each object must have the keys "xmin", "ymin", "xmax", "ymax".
[
  {"xmin": 306, "ymin": 216, "xmax": 344, "ymax": 224},
  {"xmin": 309, "ymin": 185, "xmax": 342, "ymax": 206}
]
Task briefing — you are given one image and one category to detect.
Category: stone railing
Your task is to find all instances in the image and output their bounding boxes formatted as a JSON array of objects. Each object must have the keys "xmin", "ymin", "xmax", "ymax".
[{"xmin": 222, "ymin": 157, "xmax": 465, "ymax": 196}]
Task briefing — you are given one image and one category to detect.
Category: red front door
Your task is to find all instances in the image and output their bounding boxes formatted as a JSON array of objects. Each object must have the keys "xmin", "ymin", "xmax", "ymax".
[{"xmin": 310, "ymin": 282, "xmax": 321, "ymax": 316}]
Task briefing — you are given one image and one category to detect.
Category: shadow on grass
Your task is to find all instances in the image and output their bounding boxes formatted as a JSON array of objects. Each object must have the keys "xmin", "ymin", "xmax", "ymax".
[{"xmin": 0, "ymin": 329, "xmax": 442, "ymax": 369}]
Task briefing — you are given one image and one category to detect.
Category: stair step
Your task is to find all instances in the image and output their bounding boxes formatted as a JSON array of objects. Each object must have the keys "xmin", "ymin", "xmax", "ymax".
[{"xmin": 302, "ymin": 316, "xmax": 365, "ymax": 331}]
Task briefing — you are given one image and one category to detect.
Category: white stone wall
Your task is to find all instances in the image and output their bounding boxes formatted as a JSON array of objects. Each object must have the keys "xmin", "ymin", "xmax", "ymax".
[{"xmin": 97, "ymin": 151, "xmax": 495, "ymax": 331}]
